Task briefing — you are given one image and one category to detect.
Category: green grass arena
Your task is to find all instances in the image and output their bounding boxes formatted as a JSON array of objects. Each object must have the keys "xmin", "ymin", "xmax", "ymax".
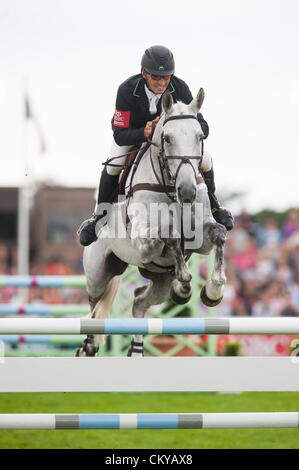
[{"xmin": 0, "ymin": 391, "xmax": 298, "ymax": 449}]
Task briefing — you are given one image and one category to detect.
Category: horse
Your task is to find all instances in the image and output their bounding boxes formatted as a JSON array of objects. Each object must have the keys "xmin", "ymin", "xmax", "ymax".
[{"xmin": 76, "ymin": 88, "xmax": 227, "ymax": 357}]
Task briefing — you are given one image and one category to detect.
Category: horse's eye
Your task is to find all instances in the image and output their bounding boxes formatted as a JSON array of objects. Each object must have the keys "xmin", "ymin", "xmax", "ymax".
[{"xmin": 164, "ymin": 135, "xmax": 171, "ymax": 144}]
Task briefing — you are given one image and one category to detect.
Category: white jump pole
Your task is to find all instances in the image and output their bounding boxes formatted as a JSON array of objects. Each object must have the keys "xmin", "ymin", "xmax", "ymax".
[
  {"xmin": 0, "ymin": 412, "xmax": 298, "ymax": 430},
  {"xmin": 0, "ymin": 317, "xmax": 298, "ymax": 335}
]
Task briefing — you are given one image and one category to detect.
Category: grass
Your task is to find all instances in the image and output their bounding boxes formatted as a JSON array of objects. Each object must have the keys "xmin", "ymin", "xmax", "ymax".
[{"xmin": 0, "ymin": 391, "xmax": 298, "ymax": 449}]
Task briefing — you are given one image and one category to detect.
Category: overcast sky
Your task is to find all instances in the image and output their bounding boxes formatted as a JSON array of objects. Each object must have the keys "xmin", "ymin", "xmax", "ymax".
[{"xmin": 0, "ymin": 0, "xmax": 298, "ymax": 213}]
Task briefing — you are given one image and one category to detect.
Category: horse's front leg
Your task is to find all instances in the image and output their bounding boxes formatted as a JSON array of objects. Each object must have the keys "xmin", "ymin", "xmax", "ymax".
[
  {"xmin": 200, "ymin": 222, "xmax": 227, "ymax": 306},
  {"xmin": 161, "ymin": 233, "xmax": 192, "ymax": 305},
  {"xmin": 127, "ymin": 273, "xmax": 174, "ymax": 357}
]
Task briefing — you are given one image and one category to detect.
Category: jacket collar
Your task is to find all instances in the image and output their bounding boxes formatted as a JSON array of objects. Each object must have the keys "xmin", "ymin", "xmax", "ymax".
[
  {"xmin": 168, "ymin": 81, "xmax": 175, "ymax": 94},
  {"xmin": 132, "ymin": 76, "xmax": 143, "ymax": 97}
]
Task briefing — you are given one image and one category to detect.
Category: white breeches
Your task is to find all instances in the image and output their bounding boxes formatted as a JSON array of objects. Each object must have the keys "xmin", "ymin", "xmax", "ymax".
[
  {"xmin": 106, "ymin": 140, "xmax": 145, "ymax": 176},
  {"xmin": 106, "ymin": 138, "xmax": 213, "ymax": 176}
]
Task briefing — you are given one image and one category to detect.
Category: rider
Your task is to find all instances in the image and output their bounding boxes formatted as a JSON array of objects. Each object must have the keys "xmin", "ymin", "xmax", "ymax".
[{"xmin": 78, "ymin": 45, "xmax": 234, "ymax": 246}]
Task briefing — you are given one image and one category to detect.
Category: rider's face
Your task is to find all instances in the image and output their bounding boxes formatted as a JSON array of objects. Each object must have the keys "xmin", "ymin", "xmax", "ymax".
[{"xmin": 142, "ymin": 70, "xmax": 171, "ymax": 95}]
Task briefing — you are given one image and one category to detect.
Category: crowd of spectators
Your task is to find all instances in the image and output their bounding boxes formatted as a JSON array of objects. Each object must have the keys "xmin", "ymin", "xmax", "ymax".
[
  {"xmin": 216, "ymin": 209, "xmax": 299, "ymax": 317},
  {"xmin": 0, "ymin": 250, "xmax": 86, "ymax": 306},
  {"xmin": 0, "ymin": 209, "xmax": 299, "ymax": 317}
]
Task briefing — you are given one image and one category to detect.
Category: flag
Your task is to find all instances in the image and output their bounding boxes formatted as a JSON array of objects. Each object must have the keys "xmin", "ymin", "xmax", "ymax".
[{"xmin": 24, "ymin": 93, "xmax": 46, "ymax": 154}]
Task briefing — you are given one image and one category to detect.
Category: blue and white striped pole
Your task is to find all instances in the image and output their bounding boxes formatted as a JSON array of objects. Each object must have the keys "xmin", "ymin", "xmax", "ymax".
[
  {"xmin": 0, "ymin": 318, "xmax": 298, "ymax": 335},
  {"xmin": 0, "ymin": 304, "xmax": 89, "ymax": 316},
  {"xmin": 0, "ymin": 412, "xmax": 298, "ymax": 430},
  {"xmin": 0, "ymin": 275, "xmax": 86, "ymax": 288}
]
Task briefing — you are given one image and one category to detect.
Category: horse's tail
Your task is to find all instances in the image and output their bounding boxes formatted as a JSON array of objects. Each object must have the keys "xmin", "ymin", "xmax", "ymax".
[{"xmin": 89, "ymin": 275, "xmax": 122, "ymax": 345}]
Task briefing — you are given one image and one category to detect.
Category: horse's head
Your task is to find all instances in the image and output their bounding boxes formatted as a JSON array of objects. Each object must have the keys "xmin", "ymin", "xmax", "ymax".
[{"xmin": 155, "ymin": 88, "xmax": 205, "ymax": 205}]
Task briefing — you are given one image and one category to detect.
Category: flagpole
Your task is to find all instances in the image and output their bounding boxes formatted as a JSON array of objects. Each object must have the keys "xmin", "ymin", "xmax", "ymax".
[{"xmin": 17, "ymin": 82, "xmax": 30, "ymax": 303}]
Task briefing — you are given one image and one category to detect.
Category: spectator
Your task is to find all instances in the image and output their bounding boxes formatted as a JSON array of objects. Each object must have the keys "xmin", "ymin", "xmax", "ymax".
[
  {"xmin": 231, "ymin": 237, "xmax": 258, "ymax": 271},
  {"xmin": 282, "ymin": 209, "xmax": 299, "ymax": 239},
  {"xmin": 44, "ymin": 256, "xmax": 70, "ymax": 275},
  {"xmin": 236, "ymin": 209, "xmax": 259, "ymax": 239},
  {"xmin": 256, "ymin": 218, "xmax": 282, "ymax": 247}
]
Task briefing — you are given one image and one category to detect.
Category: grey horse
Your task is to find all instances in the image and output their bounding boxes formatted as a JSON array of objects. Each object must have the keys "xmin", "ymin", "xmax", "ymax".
[{"xmin": 76, "ymin": 89, "xmax": 227, "ymax": 357}]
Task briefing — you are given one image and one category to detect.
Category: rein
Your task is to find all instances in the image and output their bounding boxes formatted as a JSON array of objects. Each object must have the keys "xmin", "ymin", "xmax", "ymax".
[
  {"xmin": 101, "ymin": 114, "xmax": 204, "ymax": 200},
  {"xmin": 100, "ymin": 114, "xmax": 204, "ymax": 274},
  {"xmin": 132, "ymin": 113, "xmax": 204, "ymax": 202},
  {"xmin": 158, "ymin": 114, "xmax": 204, "ymax": 201},
  {"xmin": 127, "ymin": 113, "xmax": 205, "ymax": 269}
]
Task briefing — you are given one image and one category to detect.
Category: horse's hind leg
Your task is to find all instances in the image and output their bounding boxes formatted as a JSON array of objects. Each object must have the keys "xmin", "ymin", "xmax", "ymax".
[
  {"xmin": 200, "ymin": 222, "xmax": 227, "ymax": 306},
  {"xmin": 76, "ymin": 242, "xmax": 127, "ymax": 357},
  {"xmin": 75, "ymin": 292, "xmax": 106, "ymax": 357},
  {"xmin": 127, "ymin": 272, "xmax": 174, "ymax": 357}
]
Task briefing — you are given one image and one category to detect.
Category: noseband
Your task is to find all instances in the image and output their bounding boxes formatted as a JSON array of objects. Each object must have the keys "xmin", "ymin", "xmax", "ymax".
[{"xmin": 152, "ymin": 114, "xmax": 204, "ymax": 202}]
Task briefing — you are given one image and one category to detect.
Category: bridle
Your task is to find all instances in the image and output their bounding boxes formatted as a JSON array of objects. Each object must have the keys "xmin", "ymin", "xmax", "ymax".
[
  {"xmin": 150, "ymin": 114, "xmax": 204, "ymax": 202},
  {"xmin": 120, "ymin": 113, "xmax": 204, "ymax": 271}
]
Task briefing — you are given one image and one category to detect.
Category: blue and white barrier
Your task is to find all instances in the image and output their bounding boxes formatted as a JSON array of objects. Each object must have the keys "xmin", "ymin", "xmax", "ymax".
[
  {"xmin": 0, "ymin": 275, "xmax": 85, "ymax": 288},
  {"xmin": 0, "ymin": 304, "xmax": 89, "ymax": 316},
  {"xmin": 0, "ymin": 412, "xmax": 298, "ymax": 430},
  {"xmin": 0, "ymin": 335, "xmax": 83, "ymax": 345},
  {"xmin": 0, "ymin": 317, "xmax": 298, "ymax": 335}
]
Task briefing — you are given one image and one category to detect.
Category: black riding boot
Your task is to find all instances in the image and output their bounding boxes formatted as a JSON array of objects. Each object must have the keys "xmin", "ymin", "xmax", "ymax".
[
  {"xmin": 203, "ymin": 168, "xmax": 234, "ymax": 231},
  {"xmin": 78, "ymin": 168, "xmax": 120, "ymax": 246}
]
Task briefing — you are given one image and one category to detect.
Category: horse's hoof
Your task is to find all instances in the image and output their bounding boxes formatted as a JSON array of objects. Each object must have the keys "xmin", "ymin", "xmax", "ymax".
[
  {"xmin": 75, "ymin": 345, "xmax": 99, "ymax": 357},
  {"xmin": 170, "ymin": 281, "xmax": 192, "ymax": 305},
  {"xmin": 76, "ymin": 336, "xmax": 99, "ymax": 357},
  {"xmin": 127, "ymin": 340, "xmax": 144, "ymax": 357},
  {"xmin": 75, "ymin": 347, "xmax": 86, "ymax": 357},
  {"xmin": 200, "ymin": 285, "xmax": 223, "ymax": 307},
  {"xmin": 170, "ymin": 286, "xmax": 192, "ymax": 305},
  {"xmin": 84, "ymin": 344, "xmax": 99, "ymax": 356}
]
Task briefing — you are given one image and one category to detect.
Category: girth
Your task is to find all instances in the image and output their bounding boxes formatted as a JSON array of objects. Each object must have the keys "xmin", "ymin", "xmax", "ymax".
[{"xmin": 141, "ymin": 251, "xmax": 193, "ymax": 275}]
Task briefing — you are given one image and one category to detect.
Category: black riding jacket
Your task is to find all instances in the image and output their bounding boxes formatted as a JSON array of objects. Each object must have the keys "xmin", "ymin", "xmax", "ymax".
[{"xmin": 111, "ymin": 74, "xmax": 209, "ymax": 147}]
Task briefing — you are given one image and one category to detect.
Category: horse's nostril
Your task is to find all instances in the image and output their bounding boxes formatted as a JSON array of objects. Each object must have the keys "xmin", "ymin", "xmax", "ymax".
[{"xmin": 178, "ymin": 185, "xmax": 196, "ymax": 204}]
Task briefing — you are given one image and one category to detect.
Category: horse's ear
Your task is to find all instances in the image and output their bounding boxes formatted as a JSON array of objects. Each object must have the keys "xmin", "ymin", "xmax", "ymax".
[
  {"xmin": 162, "ymin": 91, "xmax": 173, "ymax": 114},
  {"xmin": 190, "ymin": 88, "xmax": 205, "ymax": 113}
]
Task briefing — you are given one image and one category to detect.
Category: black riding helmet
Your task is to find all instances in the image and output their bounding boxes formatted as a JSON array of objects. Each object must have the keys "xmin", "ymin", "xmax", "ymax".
[{"xmin": 141, "ymin": 45, "xmax": 175, "ymax": 76}]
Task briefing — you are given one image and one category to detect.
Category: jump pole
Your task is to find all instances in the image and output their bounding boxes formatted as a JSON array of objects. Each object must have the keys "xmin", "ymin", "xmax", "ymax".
[
  {"xmin": 0, "ymin": 275, "xmax": 86, "ymax": 288},
  {"xmin": 0, "ymin": 317, "xmax": 298, "ymax": 335},
  {"xmin": 0, "ymin": 304, "xmax": 89, "ymax": 316},
  {"xmin": 0, "ymin": 412, "xmax": 298, "ymax": 430},
  {"xmin": 0, "ymin": 334, "xmax": 84, "ymax": 346}
]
